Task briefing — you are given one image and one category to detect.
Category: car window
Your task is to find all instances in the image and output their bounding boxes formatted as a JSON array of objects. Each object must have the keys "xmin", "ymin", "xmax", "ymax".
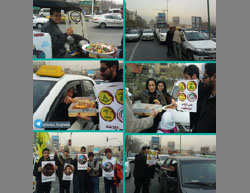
[
  {"xmin": 171, "ymin": 86, "xmax": 179, "ymax": 101},
  {"xmin": 112, "ymin": 15, "xmax": 121, "ymax": 20},
  {"xmin": 82, "ymin": 80, "xmax": 95, "ymax": 98},
  {"xmin": 105, "ymin": 15, "xmax": 113, "ymax": 19},
  {"xmin": 184, "ymin": 31, "xmax": 209, "ymax": 41},
  {"xmin": 33, "ymin": 80, "xmax": 56, "ymax": 113}
]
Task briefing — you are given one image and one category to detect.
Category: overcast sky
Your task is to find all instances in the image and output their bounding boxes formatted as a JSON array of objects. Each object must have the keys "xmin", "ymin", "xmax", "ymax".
[
  {"xmin": 49, "ymin": 132, "xmax": 123, "ymax": 147},
  {"xmin": 126, "ymin": 0, "xmax": 216, "ymax": 24},
  {"xmin": 131, "ymin": 135, "xmax": 216, "ymax": 151}
]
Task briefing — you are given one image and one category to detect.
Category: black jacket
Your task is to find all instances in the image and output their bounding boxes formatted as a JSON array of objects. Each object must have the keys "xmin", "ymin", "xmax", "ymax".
[
  {"xmin": 162, "ymin": 91, "xmax": 173, "ymax": 105},
  {"xmin": 41, "ymin": 19, "xmax": 67, "ymax": 58},
  {"xmin": 33, "ymin": 157, "xmax": 52, "ymax": 184},
  {"xmin": 133, "ymin": 90, "xmax": 167, "ymax": 106},
  {"xmin": 111, "ymin": 69, "xmax": 123, "ymax": 82},
  {"xmin": 72, "ymin": 157, "xmax": 88, "ymax": 177},
  {"xmin": 166, "ymin": 30, "xmax": 174, "ymax": 44},
  {"xmin": 54, "ymin": 154, "xmax": 74, "ymax": 180},
  {"xmin": 195, "ymin": 93, "xmax": 216, "ymax": 133},
  {"xmin": 133, "ymin": 153, "xmax": 150, "ymax": 179}
]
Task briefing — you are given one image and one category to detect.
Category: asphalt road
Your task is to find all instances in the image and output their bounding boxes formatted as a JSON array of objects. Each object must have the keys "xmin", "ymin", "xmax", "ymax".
[
  {"xmin": 125, "ymin": 39, "xmax": 188, "ymax": 61},
  {"xmin": 125, "ymin": 163, "xmax": 159, "ymax": 193}
]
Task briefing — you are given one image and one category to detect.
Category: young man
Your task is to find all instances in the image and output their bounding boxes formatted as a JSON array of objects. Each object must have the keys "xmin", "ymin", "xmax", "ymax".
[
  {"xmin": 102, "ymin": 148, "xmax": 119, "ymax": 193},
  {"xmin": 41, "ymin": 9, "xmax": 73, "ymax": 58},
  {"xmin": 73, "ymin": 146, "xmax": 88, "ymax": 193},
  {"xmin": 87, "ymin": 152, "xmax": 100, "ymax": 193},
  {"xmin": 133, "ymin": 146, "xmax": 151, "ymax": 193},
  {"xmin": 33, "ymin": 148, "xmax": 58, "ymax": 193},
  {"xmin": 196, "ymin": 63, "xmax": 216, "ymax": 133},
  {"xmin": 54, "ymin": 147, "xmax": 74, "ymax": 193},
  {"xmin": 183, "ymin": 65, "xmax": 210, "ymax": 130},
  {"xmin": 166, "ymin": 27, "xmax": 175, "ymax": 56},
  {"xmin": 173, "ymin": 28, "xmax": 184, "ymax": 60},
  {"xmin": 100, "ymin": 61, "xmax": 123, "ymax": 82}
]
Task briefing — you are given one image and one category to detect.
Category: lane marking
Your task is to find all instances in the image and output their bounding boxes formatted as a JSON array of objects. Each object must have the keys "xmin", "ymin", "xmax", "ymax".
[{"xmin": 129, "ymin": 41, "xmax": 140, "ymax": 61}]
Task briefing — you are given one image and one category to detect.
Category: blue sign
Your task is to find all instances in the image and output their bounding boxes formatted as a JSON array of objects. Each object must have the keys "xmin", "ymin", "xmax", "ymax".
[
  {"xmin": 158, "ymin": 13, "xmax": 165, "ymax": 18},
  {"xmin": 88, "ymin": 70, "xmax": 95, "ymax": 75},
  {"xmin": 152, "ymin": 137, "xmax": 159, "ymax": 143},
  {"xmin": 52, "ymin": 136, "xmax": 59, "ymax": 142}
]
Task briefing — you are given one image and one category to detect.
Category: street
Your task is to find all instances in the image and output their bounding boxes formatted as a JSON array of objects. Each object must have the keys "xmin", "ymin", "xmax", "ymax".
[
  {"xmin": 50, "ymin": 177, "xmax": 123, "ymax": 193},
  {"xmin": 125, "ymin": 163, "xmax": 159, "ymax": 193},
  {"xmin": 125, "ymin": 39, "xmax": 188, "ymax": 61}
]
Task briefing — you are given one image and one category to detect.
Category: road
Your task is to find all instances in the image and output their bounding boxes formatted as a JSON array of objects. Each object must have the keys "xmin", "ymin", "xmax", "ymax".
[
  {"xmin": 125, "ymin": 163, "xmax": 159, "ymax": 193},
  {"xmin": 50, "ymin": 176, "xmax": 123, "ymax": 193},
  {"xmin": 125, "ymin": 39, "xmax": 188, "ymax": 61}
]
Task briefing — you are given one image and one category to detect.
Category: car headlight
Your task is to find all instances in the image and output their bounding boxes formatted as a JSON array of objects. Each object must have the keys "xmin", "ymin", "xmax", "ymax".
[{"xmin": 195, "ymin": 48, "xmax": 204, "ymax": 52}]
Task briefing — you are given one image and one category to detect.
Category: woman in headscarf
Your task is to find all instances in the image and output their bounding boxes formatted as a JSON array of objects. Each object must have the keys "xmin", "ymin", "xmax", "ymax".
[{"xmin": 156, "ymin": 80, "xmax": 177, "ymax": 106}]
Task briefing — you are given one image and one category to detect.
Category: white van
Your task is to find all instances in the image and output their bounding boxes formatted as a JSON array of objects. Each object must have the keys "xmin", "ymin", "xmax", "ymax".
[{"xmin": 39, "ymin": 8, "xmax": 50, "ymax": 17}]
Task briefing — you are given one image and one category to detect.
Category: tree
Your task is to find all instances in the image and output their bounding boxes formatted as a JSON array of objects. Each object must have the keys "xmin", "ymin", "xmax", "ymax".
[{"xmin": 125, "ymin": 136, "xmax": 143, "ymax": 155}]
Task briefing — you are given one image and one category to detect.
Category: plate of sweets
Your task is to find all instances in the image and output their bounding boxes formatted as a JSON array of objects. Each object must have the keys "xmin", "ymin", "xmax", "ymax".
[{"xmin": 82, "ymin": 43, "xmax": 115, "ymax": 57}]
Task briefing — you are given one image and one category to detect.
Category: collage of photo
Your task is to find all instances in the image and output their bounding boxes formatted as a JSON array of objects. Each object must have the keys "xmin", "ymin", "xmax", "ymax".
[{"xmin": 33, "ymin": 0, "xmax": 216, "ymax": 193}]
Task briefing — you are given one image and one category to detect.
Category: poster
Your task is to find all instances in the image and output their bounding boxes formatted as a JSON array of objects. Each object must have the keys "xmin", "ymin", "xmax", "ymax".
[
  {"xmin": 62, "ymin": 163, "xmax": 74, "ymax": 181},
  {"xmin": 146, "ymin": 150, "xmax": 157, "ymax": 165},
  {"xmin": 177, "ymin": 80, "xmax": 198, "ymax": 112},
  {"xmin": 95, "ymin": 82, "xmax": 123, "ymax": 130},
  {"xmin": 102, "ymin": 159, "xmax": 115, "ymax": 178},
  {"xmin": 77, "ymin": 154, "xmax": 88, "ymax": 170},
  {"xmin": 41, "ymin": 161, "xmax": 56, "ymax": 183}
]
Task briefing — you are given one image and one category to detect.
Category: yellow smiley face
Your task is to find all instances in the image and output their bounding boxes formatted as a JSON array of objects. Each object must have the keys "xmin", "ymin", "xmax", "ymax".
[
  {"xmin": 115, "ymin": 89, "xmax": 123, "ymax": 104},
  {"xmin": 100, "ymin": 107, "xmax": 115, "ymax": 122},
  {"xmin": 179, "ymin": 93, "xmax": 186, "ymax": 101},
  {"xmin": 98, "ymin": 91, "xmax": 113, "ymax": 105},
  {"xmin": 187, "ymin": 81, "xmax": 197, "ymax": 91},
  {"xmin": 179, "ymin": 82, "xmax": 186, "ymax": 92}
]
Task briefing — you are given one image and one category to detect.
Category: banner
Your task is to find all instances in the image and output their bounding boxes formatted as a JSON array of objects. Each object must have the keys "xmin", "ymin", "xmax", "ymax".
[
  {"xmin": 102, "ymin": 159, "xmax": 115, "ymax": 178},
  {"xmin": 177, "ymin": 80, "xmax": 198, "ymax": 112},
  {"xmin": 95, "ymin": 82, "xmax": 123, "ymax": 130},
  {"xmin": 41, "ymin": 161, "xmax": 56, "ymax": 183},
  {"xmin": 146, "ymin": 150, "xmax": 157, "ymax": 165},
  {"xmin": 62, "ymin": 163, "xmax": 74, "ymax": 181},
  {"xmin": 36, "ymin": 133, "xmax": 50, "ymax": 159},
  {"xmin": 77, "ymin": 154, "xmax": 88, "ymax": 170}
]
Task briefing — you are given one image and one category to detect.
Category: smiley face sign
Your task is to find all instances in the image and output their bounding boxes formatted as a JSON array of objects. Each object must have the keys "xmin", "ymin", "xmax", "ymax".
[
  {"xmin": 187, "ymin": 81, "xmax": 197, "ymax": 91},
  {"xmin": 115, "ymin": 89, "xmax": 123, "ymax": 104},
  {"xmin": 100, "ymin": 107, "xmax": 116, "ymax": 122},
  {"xmin": 179, "ymin": 93, "xmax": 186, "ymax": 101},
  {"xmin": 178, "ymin": 82, "xmax": 186, "ymax": 92},
  {"xmin": 98, "ymin": 91, "xmax": 113, "ymax": 105}
]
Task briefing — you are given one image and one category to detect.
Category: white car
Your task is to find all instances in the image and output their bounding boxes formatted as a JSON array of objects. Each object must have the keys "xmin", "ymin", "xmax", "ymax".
[
  {"xmin": 181, "ymin": 30, "xmax": 216, "ymax": 60},
  {"xmin": 156, "ymin": 28, "xmax": 169, "ymax": 43},
  {"xmin": 125, "ymin": 29, "xmax": 140, "ymax": 42},
  {"xmin": 127, "ymin": 153, "xmax": 136, "ymax": 162},
  {"xmin": 39, "ymin": 8, "xmax": 50, "ymax": 17},
  {"xmin": 141, "ymin": 29, "xmax": 154, "ymax": 41},
  {"xmin": 125, "ymin": 157, "xmax": 131, "ymax": 179},
  {"xmin": 33, "ymin": 15, "xmax": 49, "ymax": 29},
  {"xmin": 33, "ymin": 66, "xmax": 97, "ymax": 131},
  {"xmin": 92, "ymin": 14, "xmax": 123, "ymax": 28},
  {"xmin": 156, "ymin": 154, "xmax": 169, "ymax": 168},
  {"xmin": 108, "ymin": 8, "xmax": 121, "ymax": 15}
]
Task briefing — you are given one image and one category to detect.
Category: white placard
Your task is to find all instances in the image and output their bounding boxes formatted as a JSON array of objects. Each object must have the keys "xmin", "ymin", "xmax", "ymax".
[
  {"xmin": 95, "ymin": 82, "xmax": 123, "ymax": 130},
  {"xmin": 146, "ymin": 150, "xmax": 157, "ymax": 165},
  {"xmin": 41, "ymin": 161, "xmax": 56, "ymax": 183},
  {"xmin": 177, "ymin": 80, "xmax": 198, "ymax": 112},
  {"xmin": 77, "ymin": 154, "xmax": 88, "ymax": 170},
  {"xmin": 63, "ymin": 163, "xmax": 74, "ymax": 181},
  {"xmin": 102, "ymin": 159, "xmax": 115, "ymax": 178}
]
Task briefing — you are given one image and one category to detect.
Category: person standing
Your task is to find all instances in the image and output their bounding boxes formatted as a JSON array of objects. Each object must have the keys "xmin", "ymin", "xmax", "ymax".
[
  {"xmin": 166, "ymin": 27, "xmax": 175, "ymax": 56},
  {"xmin": 100, "ymin": 60, "xmax": 123, "ymax": 82},
  {"xmin": 173, "ymin": 28, "xmax": 184, "ymax": 60},
  {"xmin": 54, "ymin": 147, "xmax": 74, "ymax": 193},
  {"xmin": 87, "ymin": 152, "xmax": 100, "ymax": 193}
]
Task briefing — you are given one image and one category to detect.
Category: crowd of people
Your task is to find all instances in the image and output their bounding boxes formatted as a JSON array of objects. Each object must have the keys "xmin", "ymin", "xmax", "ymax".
[
  {"xmin": 125, "ymin": 63, "xmax": 216, "ymax": 133},
  {"xmin": 33, "ymin": 147, "xmax": 122, "ymax": 193}
]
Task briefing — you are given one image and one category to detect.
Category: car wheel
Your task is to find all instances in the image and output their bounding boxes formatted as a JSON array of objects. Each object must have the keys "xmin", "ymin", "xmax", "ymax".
[
  {"xmin": 187, "ymin": 50, "xmax": 194, "ymax": 60},
  {"xmin": 100, "ymin": 23, "xmax": 106, "ymax": 29},
  {"xmin": 36, "ymin": 23, "xmax": 43, "ymax": 29}
]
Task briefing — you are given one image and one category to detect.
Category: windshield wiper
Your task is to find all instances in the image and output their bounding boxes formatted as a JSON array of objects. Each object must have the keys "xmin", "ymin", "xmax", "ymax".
[{"xmin": 184, "ymin": 182, "xmax": 216, "ymax": 187}]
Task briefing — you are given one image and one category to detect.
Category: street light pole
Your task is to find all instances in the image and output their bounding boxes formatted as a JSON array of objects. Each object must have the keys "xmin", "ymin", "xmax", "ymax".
[
  {"xmin": 180, "ymin": 135, "xmax": 182, "ymax": 154},
  {"xmin": 207, "ymin": 0, "xmax": 211, "ymax": 39}
]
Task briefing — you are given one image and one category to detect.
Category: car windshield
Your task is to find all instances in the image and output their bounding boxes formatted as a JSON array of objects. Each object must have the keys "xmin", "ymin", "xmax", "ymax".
[
  {"xmin": 144, "ymin": 29, "xmax": 153, "ymax": 33},
  {"xmin": 33, "ymin": 80, "xmax": 56, "ymax": 113},
  {"xmin": 184, "ymin": 31, "xmax": 209, "ymax": 41},
  {"xmin": 160, "ymin": 28, "xmax": 168, "ymax": 33},
  {"xmin": 128, "ymin": 153, "xmax": 136, "ymax": 157},
  {"xmin": 159, "ymin": 155, "xmax": 168, "ymax": 161},
  {"xmin": 181, "ymin": 160, "xmax": 216, "ymax": 188},
  {"xmin": 171, "ymin": 86, "xmax": 179, "ymax": 101},
  {"xmin": 128, "ymin": 30, "xmax": 139, "ymax": 34}
]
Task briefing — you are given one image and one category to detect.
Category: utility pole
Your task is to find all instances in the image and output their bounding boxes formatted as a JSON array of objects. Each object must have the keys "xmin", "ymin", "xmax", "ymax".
[
  {"xmin": 165, "ymin": 0, "xmax": 170, "ymax": 23},
  {"xmin": 207, "ymin": 0, "xmax": 211, "ymax": 39},
  {"xmin": 179, "ymin": 135, "xmax": 182, "ymax": 154}
]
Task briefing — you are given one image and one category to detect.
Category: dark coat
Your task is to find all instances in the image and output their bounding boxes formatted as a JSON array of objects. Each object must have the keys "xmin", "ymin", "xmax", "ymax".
[
  {"xmin": 54, "ymin": 154, "xmax": 74, "ymax": 180},
  {"xmin": 133, "ymin": 90, "xmax": 167, "ymax": 106},
  {"xmin": 41, "ymin": 19, "xmax": 67, "ymax": 58},
  {"xmin": 133, "ymin": 153, "xmax": 150, "ymax": 179},
  {"xmin": 195, "ymin": 93, "xmax": 216, "ymax": 133},
  {"xmin": 166, "ymin": 30, "xmax": 174, "ymax": 44},
  {"xmin": 33, "ymin": 156, "xmax": 52, "ymax": 185}
]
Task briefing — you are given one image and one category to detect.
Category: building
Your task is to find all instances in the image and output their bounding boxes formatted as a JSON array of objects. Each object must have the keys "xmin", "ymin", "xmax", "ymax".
[
  {"xmin": 126, "ymin": 10, "xmax": 137, "ymax": 21},
  {"xmin": 192, "ymin": 16, "xmax": 202, "ymax": 30},
  {"xmin": 150, "ymin": 136, "xmax": 161, "ymax": 149},
  {"xmin": 167, "ymin": 141, "xmax": 175, "ymax": 151},
  {"xmin": 87, "ymin": 145, "xmax": 95, "ymax": 152},
  {"xmin": 172, "ymin": 16, "xmax": 180, "ymax": 25}
]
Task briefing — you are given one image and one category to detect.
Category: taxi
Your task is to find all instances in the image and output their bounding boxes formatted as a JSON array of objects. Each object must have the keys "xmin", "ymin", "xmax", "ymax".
[{"xmin": 33, "ymin": 65, "xmax": 97, "ymax": 130}]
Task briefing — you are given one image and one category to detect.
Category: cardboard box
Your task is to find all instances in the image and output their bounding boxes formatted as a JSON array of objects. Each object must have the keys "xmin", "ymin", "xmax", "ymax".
[
  {"xmin": 133, "ymin": 103, "xmax": 162, "ymax": 116},
  {"xmin": 68, "ymin": 97, "xmax": 97, "ymax": 117}
]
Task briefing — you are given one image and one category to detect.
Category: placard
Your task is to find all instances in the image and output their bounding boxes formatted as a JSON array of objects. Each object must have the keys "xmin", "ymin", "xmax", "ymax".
[
  {"xmin": 102, "ymin": 159, "xmax": 115, "ymax": 178},
  {"xmin": 95, "ymin": 82, "xmax": 123, "ymax": 130},
  {"xmin": 41, "ymin": 161, "xmax": 56, "ymax": 183},
  {"xmin": 146, "ymin": 150, "xmax": 157, "ymax": 165},
  {"xmin": 62, "ymin": 163, "xmax": 74, "ymax": 181},
  {"xmin": 77, "ymin": 154, "xmax": 88, "ymax": 170},
  {"xmin": 177, "ymin": 80, "xmax": 198, "ymax": 112}
]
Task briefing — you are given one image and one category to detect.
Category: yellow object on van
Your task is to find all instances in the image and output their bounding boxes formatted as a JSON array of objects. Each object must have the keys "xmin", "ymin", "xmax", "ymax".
[{"xmin": 36, "ymin": 65, "xmax": 64, "ymax": 78}]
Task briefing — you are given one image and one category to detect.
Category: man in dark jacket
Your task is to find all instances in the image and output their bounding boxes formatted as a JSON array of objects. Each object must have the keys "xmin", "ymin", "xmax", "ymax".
[
  {"xmin": 196, "ymin": 63, "xmax": 216, "ymax": 133},
  {"xmin": 33, "ymin": 148, "xmax": 58, "ymax": 193},
  {"xmin": 133, "ymin": 146, "xmax": 151, "ymax": 193},
  {"xmin": 100, "ymin": 60, "xmax": 123, "ymax": 82},
  {"xmin": 41, "ymin": 9, "xmax": 73, "ymax": 58},
  {"xmin": 183, "ymin": 65, "xmax": 210, "ymax": 130},
  {"xmin": 166, "ymin": 27, "xmax": 175, "ymax": 56}
]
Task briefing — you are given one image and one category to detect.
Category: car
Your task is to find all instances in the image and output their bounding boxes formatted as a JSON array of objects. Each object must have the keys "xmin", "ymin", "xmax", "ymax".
[
  {"xmin": 33, "ymin": 15, "xmax": 49, "ymax": 29},
  {"xmin": 127, "ymin": 153, "xmax": 136, "ymax": 162},
  {"xmin": 156, "ymin": 154, "xmax": 169, "ymax": 169},
  {"xmin": 125, "ymin": 156, "xmax": 131, "ymax": 179},
  {"xmin": 141, "ymin": 29, "xmax": 154, "ymax": 40},
  {"xmin": 125, "ymin": 29, "xmax": 140, "ymax": 42},
  {"xmin": 94, "ymin": 79, "xmax": 106, "ymax": 85},
  {"xmin": 159, "ymin": 156, "xmax": 216, "ymax": 193},
  {"xmin": 108, "ymin": 8, "xmax": 121, "ymax": 15},
  {"xmin": 156, "ymin": 28, "xmax": 169, "ymax": 43},
  {"xmin": 33, "ymin": 65, "xmax": 97, "ymax": 131},
  {"xmin": 92, "ymin": 14, "xmax": 123, "ymax": 28},
  {"xmin": 39, "ymin": 8, "xmax": 50, "ymax": 17},
  {"xmin": 181, "ymin": 30, "xmax": 216, "ymax": 61}
]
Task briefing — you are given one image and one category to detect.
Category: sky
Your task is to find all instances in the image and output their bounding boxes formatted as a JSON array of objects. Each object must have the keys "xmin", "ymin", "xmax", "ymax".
[
  {"xmin": 48, "ymin": 132, "xmax": 123, "ymax": 147},
  {"xmin": 131, "ymin": 135, "xmax": 216, "ymax": 151},
  {"xmin": 126, "ymin": 0, "xmax": 216, "ymax": 24}
]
